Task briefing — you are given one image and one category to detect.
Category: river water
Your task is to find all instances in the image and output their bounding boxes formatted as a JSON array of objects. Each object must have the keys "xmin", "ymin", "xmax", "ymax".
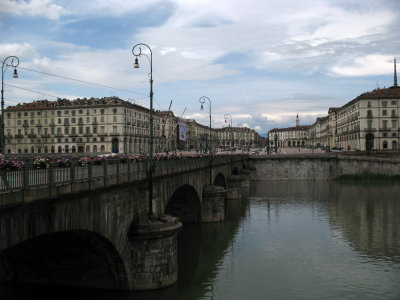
[{"xmin": 1, "ymin": 181, "xmax": 400, "ymax": 299}]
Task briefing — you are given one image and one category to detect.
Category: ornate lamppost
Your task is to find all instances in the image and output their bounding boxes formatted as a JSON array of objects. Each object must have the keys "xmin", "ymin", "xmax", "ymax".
[
  {"xmin": 1, "ymin": 56, "xmax": 19, "ymax": 152},
  {"xmin": 199, "ymin": 96, "xmax": 212, "ymax": 185},
  {"xmin": 224, "ymin": 113, "xmax": 233, "ymax": 153},
  {"xmin": 132, "ymin": 43, "xmax": 154, "ymax": 216}
]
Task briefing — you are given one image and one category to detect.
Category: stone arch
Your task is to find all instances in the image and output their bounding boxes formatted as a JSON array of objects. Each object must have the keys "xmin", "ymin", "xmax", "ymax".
[
  {"xmin": 366, "ymin": 133, "xmax": 374, "ymax": 150},
  {"xmin": 232, "ymin": 167, "xmax": 239, "ymax": 175},
  {"xmin": 0, "ymin": 230, "xmax": 128, "ymax": 290},
  {"xmin": 112, "ymin": 138, "xmax": 119, "ymax": 153},
  {"xmin": 214, "ymin": 173, "xmax": 226, "ymax": 188},
  {"xmin": 165, "ymin": 184, "xmax": 201, "ymax": 223}
]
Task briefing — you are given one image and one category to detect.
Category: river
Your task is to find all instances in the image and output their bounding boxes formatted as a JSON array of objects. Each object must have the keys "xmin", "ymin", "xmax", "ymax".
[{"xmin": 1, "ymin": 181, "xmax": 400, "ymax": 299}]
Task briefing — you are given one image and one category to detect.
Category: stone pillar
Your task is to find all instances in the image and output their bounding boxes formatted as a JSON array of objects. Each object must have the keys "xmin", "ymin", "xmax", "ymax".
[
  {"xmin": 202, "ymin": 185, "xmax": 226, "ymax": 222},
  {"xmin": 128, "ymin": 215, "xmax": 182, "ymax": 290},
  {"xmin": 239, "ymin": 169, "xmax": 251, "ymax": 188},
  {"xmin": 226, "ymin": 175, "xmax": 242, "ymax": 199}
]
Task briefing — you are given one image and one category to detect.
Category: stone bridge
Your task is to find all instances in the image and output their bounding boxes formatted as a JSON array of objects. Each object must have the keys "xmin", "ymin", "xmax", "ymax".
[{"xmin": 0, "ymin": 155, "xmax": 249, "ymax": 291}]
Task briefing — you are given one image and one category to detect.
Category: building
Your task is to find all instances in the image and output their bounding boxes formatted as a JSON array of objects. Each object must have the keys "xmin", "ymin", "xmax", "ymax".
[
  {"xmin": 268, "ymin": 59, "xmax": 400, "ymax": 152},
  {"xmin": 268, "ymin": 114, "xmax": 311, "ymax": 149},
  {"xmin": 216, "ymin": 126, "xmax": 264, "ymax": 150},
  {"xmin": 4, "ymin": 97, "xmax": 160, "ymax": 155},
  {"xmin": 3, "ymin": 96, "xmax": 264, "ymax": 155}
]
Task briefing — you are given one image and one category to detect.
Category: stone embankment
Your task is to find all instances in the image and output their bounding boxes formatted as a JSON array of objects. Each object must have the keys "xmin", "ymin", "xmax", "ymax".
[{"xmin": 249, "ymin": 154, "xmax": 400, "ymax": 180}]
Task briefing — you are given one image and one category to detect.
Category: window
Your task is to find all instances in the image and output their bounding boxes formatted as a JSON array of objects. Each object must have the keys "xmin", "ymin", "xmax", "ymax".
[
  {"xmin": 57, "ymin": 111, "xmax": 61, "ymax": 116},
  {"xmin": 71, "ymin": 110, "xmax": 76, "ymax": 116},
  {"xmin": 391, "ymin": 100, "xmax": 396, "ymax": 105},
  {"xmin": 100, "ymin": 109, "xmax": 104, "ymax": 115},
  {"xmin": 367, "ymin": 110, "xmax": 373, "ymax": 118},
  {"xmin": 113, "ymin": 116, "xmax": 117, "ymax": 122},
  {"xmin": 382, "ymin": 101, "xmax": 387, "ymax": 107},
  {"xmin": 79, "ymin": 110, "xmax": 83, "ymax": 114},
  {"xmin": 113, "ymin": 108, "xmax": 117, "ymax": 114},
  {"xmin": 382, "ymin": 120, "xmax": 388, "ymax": 129},
  {"xmin": 64, "ymin": 110, "xmax": 69, "ymax": 114},
  {"xmin": 383, "ymin": 110, "xmax": 387, "ymax": 116}
]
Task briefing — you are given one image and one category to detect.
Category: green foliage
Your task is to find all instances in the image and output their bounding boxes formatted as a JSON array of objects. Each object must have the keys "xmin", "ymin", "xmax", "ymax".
[{"xmin": 335, "ymin": 171, "xmax": 400, "ymax": 183}]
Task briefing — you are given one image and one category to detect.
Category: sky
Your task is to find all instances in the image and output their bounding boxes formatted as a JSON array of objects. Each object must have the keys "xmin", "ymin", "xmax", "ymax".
[{"xmin": 1, "ymin": 0, "xmax": 399, "ymax": 135}]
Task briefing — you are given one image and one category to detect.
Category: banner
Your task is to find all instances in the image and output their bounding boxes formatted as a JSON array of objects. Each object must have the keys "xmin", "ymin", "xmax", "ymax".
[{"xmin": 178, "ymin": 118, "xmax": 186, "ymax": 141}]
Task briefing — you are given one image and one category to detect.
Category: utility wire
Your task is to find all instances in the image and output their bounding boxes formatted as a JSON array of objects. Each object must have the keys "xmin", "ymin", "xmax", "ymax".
[{"xmin": 13, "ymin": 65, "xmax": 150, "ymax": 98}]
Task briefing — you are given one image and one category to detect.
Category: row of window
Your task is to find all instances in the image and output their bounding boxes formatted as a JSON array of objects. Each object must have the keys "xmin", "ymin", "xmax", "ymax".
[
  {"xmin": 368, "ymin": 100, "xmax": 398, "ymax": 107},
  {"xmin": 367, "ymin": 109, "xmax": 397, "ymax": 117}
]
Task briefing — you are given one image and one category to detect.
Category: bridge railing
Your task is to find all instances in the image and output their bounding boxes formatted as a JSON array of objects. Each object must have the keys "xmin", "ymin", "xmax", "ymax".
[{"xmin": 0, "ymin": 155, "xmax": 245, "ymax": 193}]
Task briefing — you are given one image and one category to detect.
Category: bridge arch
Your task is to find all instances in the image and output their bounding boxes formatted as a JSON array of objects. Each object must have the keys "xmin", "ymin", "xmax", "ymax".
[
  {"xmin": 232, "ymin": 167, "xmax": 239, "ymax": 175},
  {"xmin": 165, "ymin": 184, "xmax": 201, "ymax": 223},
  {"xmin": 213, "ymin": 173, "xmax": 227, "ymax": 188},
  {"xmin": 0, "ymin": 230, "xmax": 128, "ymax": 290}
]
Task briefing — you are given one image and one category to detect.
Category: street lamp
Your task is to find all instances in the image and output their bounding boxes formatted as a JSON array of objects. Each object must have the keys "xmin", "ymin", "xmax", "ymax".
[
  {"xmin": 199, "ymin": 96, "xmax": 212, "ymax": 185},
  {"xmin": 224, "ymin": 114, "xmax": 233, "ymax": 153},
  {"xmin": 132, "ymin": 43, "xmax": 154, "ymax": 216},
  {"xmin": 1, "ymin": 56, "xmax": 19, "ymax": 152}
]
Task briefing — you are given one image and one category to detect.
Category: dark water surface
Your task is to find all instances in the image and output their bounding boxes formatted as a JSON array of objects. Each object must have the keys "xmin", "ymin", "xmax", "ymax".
[{"xmin": 2, "ymin": 181, "xmax": 400, "ymax": 299}]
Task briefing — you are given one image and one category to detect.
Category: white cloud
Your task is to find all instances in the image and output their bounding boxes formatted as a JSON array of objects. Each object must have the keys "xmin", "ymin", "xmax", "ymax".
[
  {"xmin": 331, "ymin": 55, "xmax": 395, "ymax": 76},
  {"xmin": 0, "ymin": 0, "xmax": 66, "ymax": 20}
]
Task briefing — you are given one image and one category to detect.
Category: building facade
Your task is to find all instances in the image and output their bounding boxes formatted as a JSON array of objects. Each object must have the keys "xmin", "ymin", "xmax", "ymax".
[{"xmin": 268, "ymin": 86, "xmax": 400, "ymax": 151}]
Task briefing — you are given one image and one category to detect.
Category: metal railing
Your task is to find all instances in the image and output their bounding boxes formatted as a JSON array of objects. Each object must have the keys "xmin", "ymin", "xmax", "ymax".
[{"xmin": 0, "ymin": 155, "xmax": 245, "ymax": 192}]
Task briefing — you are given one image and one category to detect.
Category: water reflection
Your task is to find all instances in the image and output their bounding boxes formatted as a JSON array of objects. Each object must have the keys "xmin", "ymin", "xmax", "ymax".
[{"xmin": 328, "ymin": 183, "xmax": 400, "ymax": 264}]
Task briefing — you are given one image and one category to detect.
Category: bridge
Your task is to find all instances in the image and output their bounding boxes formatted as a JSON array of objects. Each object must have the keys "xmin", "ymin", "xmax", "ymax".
[
  {"xmin": 2, "ymin": 153, "xmax": 398, "ymax": 291},
  {"xmin": 0, "ymin": 155, "xmax": 249, "ymax": 290}
]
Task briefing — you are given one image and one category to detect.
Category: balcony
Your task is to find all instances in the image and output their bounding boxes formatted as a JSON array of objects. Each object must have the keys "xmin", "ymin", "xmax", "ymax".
[
  {"xmin": 110, "ymin": 132, "xmax": 121, "ymax": 136},
  {"xmin": 27, "ymin": 134, "xmax": 37, "ymax": 138},
  {"xmin": 380, "ymin": 127, "xmax": 391, "ymax": 131},
  {"xmin": 41, "ymin": 134, "xmax": 51, "ymax": 138}
]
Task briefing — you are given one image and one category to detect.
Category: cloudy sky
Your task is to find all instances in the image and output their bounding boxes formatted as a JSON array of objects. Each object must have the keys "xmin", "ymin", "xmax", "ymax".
[{"xmin": 1, "ymin": 0, "xmax": 399, "ymax": 134}]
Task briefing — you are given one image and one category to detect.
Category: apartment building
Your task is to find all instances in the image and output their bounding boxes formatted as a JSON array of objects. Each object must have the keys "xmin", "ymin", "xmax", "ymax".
[{"xmin": 3, "ymin": 97, "xmax": 163, "ymax": 155}]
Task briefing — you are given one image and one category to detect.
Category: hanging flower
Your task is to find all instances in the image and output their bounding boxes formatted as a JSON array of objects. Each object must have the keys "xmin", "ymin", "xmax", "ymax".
[
  {"xmin": 33, "ymin": 157, "xmax": 52, "ymax": 169},
  {"xmin": 57, "ymin": 157, "xmax": 71, "ymax": 168},
  {"xmin": 0, "ymin": 158, "xmax": 25, "ymax": 171},
  {"xmin": 78, "ymin": 157, "xmax": 92, "ymax": 167}
]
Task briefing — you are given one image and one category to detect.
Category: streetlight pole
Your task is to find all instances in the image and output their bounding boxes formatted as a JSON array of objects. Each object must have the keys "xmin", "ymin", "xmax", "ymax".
[
  {"xmin": 224, "ymin": 114, "xmax": 233, "ymax": 153},
  {"xmin": 199, "ymin": 96, "xmax": 212, "ymax": 185},
  {"xmin": 1, "ymin": 56, "xmax": 19, "ymax": 152},
  {"xmin": 132, "ymin": 43, "xmax": 154, "ymax": 216}
]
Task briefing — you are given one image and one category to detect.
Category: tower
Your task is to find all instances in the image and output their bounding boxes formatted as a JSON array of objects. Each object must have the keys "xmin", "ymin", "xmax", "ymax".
[
  {"xmin": 394, "ymin": 57, "xmax": 398, "ymax": 88},
  {"xmin": 296, "ymin": 114, "xmax": 299, "ymax": 127}
]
